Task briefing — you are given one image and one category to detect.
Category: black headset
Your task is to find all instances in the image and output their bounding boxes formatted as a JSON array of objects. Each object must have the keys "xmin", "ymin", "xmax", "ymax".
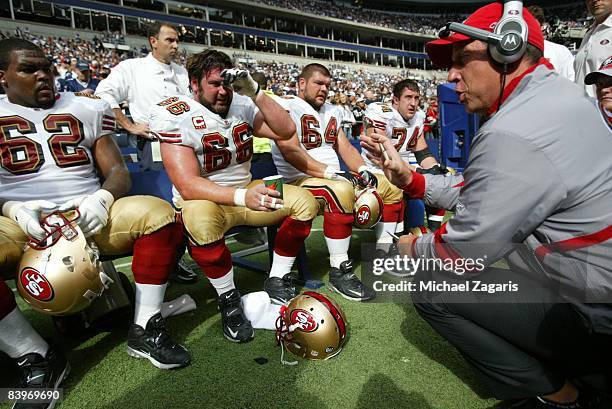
[{"xmin": 439, "ymin": 0, "xmax": 529, "ymax": 65}]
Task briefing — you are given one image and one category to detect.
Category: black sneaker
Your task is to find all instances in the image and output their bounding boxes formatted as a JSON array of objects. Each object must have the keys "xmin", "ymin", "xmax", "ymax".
[
  {"xmin": 328, "ymin": 260, "xmax": 376, "ymax": 301},
  {"xmin": 218, "ymin": 289, "xmax": 254, "ymax": 343},
  {"xmin": 12, "ymin": 347, "xmax": 70, "ymax": 409},
  {"xmin": 127, "ymin": 313, "xmax": 190, "ymax": 369},
  {"xmin": 170, "ymin": 259, "xmax": 199, "ymax": 284},
  {"xmin": 234, "ymin": 228, "xmax": 267, "ymax": 245},
  {"xmin": 264, "ymin": 275, "xmax": 297, "ymax": 305}
]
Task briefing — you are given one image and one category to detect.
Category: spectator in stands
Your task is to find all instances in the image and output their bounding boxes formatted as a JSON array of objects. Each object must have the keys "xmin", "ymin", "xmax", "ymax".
[
  {"xmin": 352, "ymin": 97, "xmax": 367, "ymax": 137},
  {"xmin": 585, "ymin": 56, "xmax": 612, "ymax": 127},
  {"xmin": 364, "ymin": 89, "xmax": 377, "ymax": 104},
  {"xmin": 337, "ymin": 92, "xmax": 356, "ymax": 139},
  {"xmin": 575, "ymin": 0, "xmax": 611, "ymax": 96},
  {"xmin": 424, "ymin": 98, "xmax": 439, "ymax": 139},
  {"xmin": 68, "ymin": 57, "xmax": 78, "ymax": 79},
  {"xmin": 529, "ymin": 5, "xmax": 576, "ymax": 81},
  {"xmin": 64, "ymin": 61, "xmax": 100, "ymax": 93},
  {"xmin": 95, "ymin": 22, "xmax": 197, "ymax": 284},
  {"xmin": 97, "ymin": 64, "xmax": 112, "ymax": 81}
]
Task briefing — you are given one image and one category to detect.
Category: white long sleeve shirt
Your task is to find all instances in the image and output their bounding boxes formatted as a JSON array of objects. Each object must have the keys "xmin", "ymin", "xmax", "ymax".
[
  {"xmin": 95, "ymin": 53, "xmax": 189, "ymax": 123},
  {"xmin": 544, "ymin": 40, "xmax": 575, "ymax": 81},
  {"xmin": 574, "ymin": 14, "xmax": 612, "ymax": 97}
]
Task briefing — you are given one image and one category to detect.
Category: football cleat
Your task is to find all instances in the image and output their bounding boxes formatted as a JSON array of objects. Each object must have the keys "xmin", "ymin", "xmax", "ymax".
[
  {"xmin": 234, "ymin": 227, "xmax": 267, "ymax": 246},
  {"xmin": 127, "ymin": 313, "xmax": 191, "ymax": 369},
  {"xmin": 12, "ymin": 347, "xmax": 70, "ymax": 409},
  {"xmin": 218, "ymin": 289, "xmax": 255, "ymax": 343},
  {"xmin": 328, "ymin": 260, "xmax": 376, "ymax": 301},
  {"xmin": 264, "ymin": 275, "xmax": 297, "ymax": 305},
  {"xmin": 170, "ymin": 259, "xmax": 199, "ymax": 284}
]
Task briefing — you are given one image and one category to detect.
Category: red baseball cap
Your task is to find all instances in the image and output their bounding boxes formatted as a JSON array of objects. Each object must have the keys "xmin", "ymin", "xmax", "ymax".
[{"xmin": 426, "ymin": 2, "xmax": 545, "ymax": 69}]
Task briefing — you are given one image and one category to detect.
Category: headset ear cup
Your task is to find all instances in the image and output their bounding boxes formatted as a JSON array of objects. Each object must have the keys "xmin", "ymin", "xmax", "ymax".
[{"xmin": 491, "ymin": 2, "xmax": 529, "ymax": 64}]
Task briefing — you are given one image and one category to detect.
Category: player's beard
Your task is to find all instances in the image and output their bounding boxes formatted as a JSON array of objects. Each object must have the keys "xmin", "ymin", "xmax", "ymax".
[
  {"xmin": 303, "ymin": 92, "xmax": 324, "ymax": 111},
  {"xmin": 199, "ymin": 93, "xmax": 232, "ymax": 117}
]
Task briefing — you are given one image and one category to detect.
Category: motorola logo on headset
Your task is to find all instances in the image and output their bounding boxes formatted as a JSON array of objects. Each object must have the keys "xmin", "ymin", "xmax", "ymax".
[
  {"xmin": 440, "ymin": 0, "xmax": 529, "ymax": 65},
  {"xmin": 502, "ymin": 32, "xmax": 521, "ymax": 52}
]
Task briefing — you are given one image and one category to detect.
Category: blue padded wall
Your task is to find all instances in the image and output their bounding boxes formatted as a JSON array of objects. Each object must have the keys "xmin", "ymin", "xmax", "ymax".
[{"xmin": 438, "ymin": 83, "xmax": 480, "ymax": 172}]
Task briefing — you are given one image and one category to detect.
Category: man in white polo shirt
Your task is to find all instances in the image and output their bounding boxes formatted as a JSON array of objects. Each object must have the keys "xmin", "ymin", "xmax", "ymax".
[
  {"xmin": 95, "ymin": 22, "xmax": 189, "ymax": 170},
  {"xmin": 574, "ymin": 0, "xmax": 611, "ymax": 96}
]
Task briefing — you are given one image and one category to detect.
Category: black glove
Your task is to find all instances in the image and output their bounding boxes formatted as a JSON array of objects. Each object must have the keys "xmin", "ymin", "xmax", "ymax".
[
  {"xmin": 416, "ymin": 165, "xmax": 449, "ymax": 175},
  {"xmin": 358, "ymin": 169, "xmax": 378, "ymax": 188}
]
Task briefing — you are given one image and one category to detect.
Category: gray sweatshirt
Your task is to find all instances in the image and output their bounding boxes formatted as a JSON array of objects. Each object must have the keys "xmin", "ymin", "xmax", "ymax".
[{"xmin": 406, "ymin": 65, "xmax": 612, "ymax": 332}]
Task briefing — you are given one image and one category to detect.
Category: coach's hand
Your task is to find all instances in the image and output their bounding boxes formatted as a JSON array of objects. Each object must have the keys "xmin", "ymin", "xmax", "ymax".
[
  {"xmin": 2, "ymin": 200, "xmax": 59, "ymax": 240},
  {"xmin": 221, "ymin": 68, "xmax": 260, "ymax": 101},
  {"xmin": 59, "ymin": 189, "xmax": 114, "ymax": 237},
  {"xmin": 244, "ymin": 184, "xmax": 283, "ymax": 211},
  {"xmin": 362, "ymin": 131, "xmax": 412, "ymax": 188}
]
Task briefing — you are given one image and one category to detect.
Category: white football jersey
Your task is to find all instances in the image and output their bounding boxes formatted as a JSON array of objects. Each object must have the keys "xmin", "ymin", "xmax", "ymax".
[
  {"xmin": 271, "ymin": 97, "xmax": 341, "ymax": 182},
  {"xmin": 148, "ymin": 93, "xmax": 257, "ymax": 204},
  {"xmin": 0, "ymin": 92, "xmax": 115, "ymax": 203},
  {"xmin": 362, "ymin": 102, "xmax": 425, "ymax": 173}
]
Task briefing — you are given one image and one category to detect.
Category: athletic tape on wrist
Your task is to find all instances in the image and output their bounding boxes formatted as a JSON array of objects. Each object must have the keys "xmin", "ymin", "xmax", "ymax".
[{"xmin": 234, "ymin": 189, "xmax": 247, "ymax": 207}]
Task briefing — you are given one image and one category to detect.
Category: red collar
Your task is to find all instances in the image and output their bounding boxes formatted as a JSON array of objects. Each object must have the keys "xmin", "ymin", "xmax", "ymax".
[{"xmin": 487, "ymin": 58, "xmax": 554, "ymax": 116}]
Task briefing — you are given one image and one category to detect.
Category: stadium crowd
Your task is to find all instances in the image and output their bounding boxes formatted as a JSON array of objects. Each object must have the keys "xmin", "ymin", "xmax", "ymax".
[
  {"xmin": 252, "ymin": 0, "xmax": 589, "ymax": 36},
  {"xmin": 256, "ymin": 0, "xmax": 459, "ymax": 34}
]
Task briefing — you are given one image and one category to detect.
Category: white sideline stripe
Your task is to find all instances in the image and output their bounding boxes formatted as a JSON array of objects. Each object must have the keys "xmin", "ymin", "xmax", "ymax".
[{"xmin": 112, "ymin": 228, "xmax": 328, "ymax": 268}]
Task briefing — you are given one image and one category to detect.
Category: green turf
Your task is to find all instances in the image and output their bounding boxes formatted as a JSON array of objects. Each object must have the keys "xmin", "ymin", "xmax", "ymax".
[{"xmin": 1, "ymin": 217, "xmax": 499, "ymax": 409}]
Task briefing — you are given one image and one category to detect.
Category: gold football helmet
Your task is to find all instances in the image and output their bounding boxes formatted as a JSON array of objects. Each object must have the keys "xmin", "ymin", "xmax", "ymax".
[
  {"xmin": 17, "ymin": 211, "xmax": 112, "ymax": 316},
  {"xmin": 353, "ymin": 188, "xmax": 383, "ymax": 229},
  {"xmin": 276, "ymin": 291, "xmax": 348, "ymax": 360}
]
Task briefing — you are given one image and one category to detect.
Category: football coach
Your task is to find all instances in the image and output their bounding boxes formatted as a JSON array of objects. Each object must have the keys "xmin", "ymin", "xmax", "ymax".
[{"xmin": 361, "ymin": 2, "xmax": 612, "ymax": 408}]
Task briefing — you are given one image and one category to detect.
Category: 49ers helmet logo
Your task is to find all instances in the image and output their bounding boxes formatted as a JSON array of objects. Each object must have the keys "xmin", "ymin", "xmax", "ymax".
[
  {"xmin": 290, "ymin": 309, "xmax": 318, "ymax": 332},
  {"xmin": 19, "ymin": 268, "xmax": 54, "ymax": 301},
  {"xmin": 356, "ymin": 205, "xmax": 371, "ymax": 225}
]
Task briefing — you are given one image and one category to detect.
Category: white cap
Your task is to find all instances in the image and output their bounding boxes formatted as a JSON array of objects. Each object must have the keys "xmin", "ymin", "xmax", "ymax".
[{"xmin": 585, "ymin": 56, "xmax": 612, "ymax": 85}]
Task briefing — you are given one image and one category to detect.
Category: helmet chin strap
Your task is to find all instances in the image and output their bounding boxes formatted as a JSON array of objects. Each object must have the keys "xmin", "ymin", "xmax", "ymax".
[
  {"xmin": 275, "ymin": 310, "xmax": 299, "ymax": 366},
  {"xmin": 280, "ymin": 342, "xmax": 298, "ymax": 366}
]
